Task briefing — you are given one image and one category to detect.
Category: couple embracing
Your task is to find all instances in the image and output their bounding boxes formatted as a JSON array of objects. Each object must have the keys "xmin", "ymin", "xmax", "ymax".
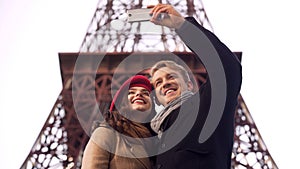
[{"xmin": 81, "ymin": 3, "xmax": 242, "ymax": 169}]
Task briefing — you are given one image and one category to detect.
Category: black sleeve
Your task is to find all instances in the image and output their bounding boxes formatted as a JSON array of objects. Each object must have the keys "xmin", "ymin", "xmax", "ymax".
[{"xmin": 175, "ymin": 16, "xmax": 242, "ymax": 97}]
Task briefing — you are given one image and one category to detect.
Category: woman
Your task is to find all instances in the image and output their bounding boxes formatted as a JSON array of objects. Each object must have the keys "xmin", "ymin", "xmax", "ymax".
[{"xmin": 81, "ymin": 75, "xmax": 156, "ymax": 169}]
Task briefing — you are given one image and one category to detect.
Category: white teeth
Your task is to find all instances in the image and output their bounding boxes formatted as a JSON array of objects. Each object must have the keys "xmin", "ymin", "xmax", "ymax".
[
  {"xmin": 166, "ymin": 90, "xmax": 174, "ymax": 95},
  {"xmin": 134, "ymin": 100, "xmax": 144, "ymax": 103}
]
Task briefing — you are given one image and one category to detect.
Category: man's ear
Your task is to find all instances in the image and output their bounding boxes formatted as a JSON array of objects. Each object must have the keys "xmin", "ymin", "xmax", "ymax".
[
  {"xmin": 151, "ymin": 91, "xmax": 162, "ymax": 106},
  {"xmin": 188, "ymin": 81, "xmax": 194, "ymax": 91}
]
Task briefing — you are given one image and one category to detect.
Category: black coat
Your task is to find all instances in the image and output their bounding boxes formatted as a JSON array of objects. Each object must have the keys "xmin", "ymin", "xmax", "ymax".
[{"xmin": 154, "ymin": 17, "xmax": 242, "ymax": 169}]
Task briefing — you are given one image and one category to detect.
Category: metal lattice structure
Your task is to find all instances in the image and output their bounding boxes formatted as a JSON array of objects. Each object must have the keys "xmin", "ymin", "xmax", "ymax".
[
  {"xmin": 20, "ymin": 0, "xmax": 278, "ymax": 169},
  {"xmin": 232, "ymin": 95, "xmax": 278, "ymax": 169},
  {"xmin": 79, "ymin": 0, "xmax": 213, "ymax": 53}
]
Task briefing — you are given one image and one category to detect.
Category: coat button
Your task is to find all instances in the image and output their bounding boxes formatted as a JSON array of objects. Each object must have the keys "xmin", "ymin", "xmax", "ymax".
[{"xmin": 161, "ymin": 143, "xmax": 166, "ymax": 148}]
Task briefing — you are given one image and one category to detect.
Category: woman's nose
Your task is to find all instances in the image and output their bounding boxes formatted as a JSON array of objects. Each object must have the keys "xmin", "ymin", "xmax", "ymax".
[{"xmin": 135, "ymin": 91, "xmax": 142, "ymax": 96}]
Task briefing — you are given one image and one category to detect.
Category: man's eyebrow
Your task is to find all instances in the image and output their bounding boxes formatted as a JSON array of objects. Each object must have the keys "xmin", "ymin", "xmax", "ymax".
[{"xmin": 152, "ymin": 77, "xmax": 161, "ymax": 83}]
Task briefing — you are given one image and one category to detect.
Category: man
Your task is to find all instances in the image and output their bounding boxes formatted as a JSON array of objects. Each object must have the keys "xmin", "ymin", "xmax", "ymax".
[{"xmin": 148, "ymin": 4, "xmax": 242, "ymax": 169}]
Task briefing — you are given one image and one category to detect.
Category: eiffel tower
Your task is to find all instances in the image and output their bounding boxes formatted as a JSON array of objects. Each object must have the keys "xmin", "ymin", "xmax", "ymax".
[{"xmin": 20, "ymin": 0, "xmax": 278, "ymax": 168}]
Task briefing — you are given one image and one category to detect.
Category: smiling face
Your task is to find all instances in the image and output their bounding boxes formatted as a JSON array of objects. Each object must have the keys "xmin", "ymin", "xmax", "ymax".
[
  {"xmin": 127, "ymin": 86, "xmax": 152, "ymax": 112},
  {"xmin": 152, "ymin": 67, "xmax": 193, "ymax": 106}
]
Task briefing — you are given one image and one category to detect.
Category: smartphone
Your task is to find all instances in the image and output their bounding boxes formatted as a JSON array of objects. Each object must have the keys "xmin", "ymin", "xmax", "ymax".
[{"xmin": 127, "ymin": 8, "xmax": 152, "ymax": 22}]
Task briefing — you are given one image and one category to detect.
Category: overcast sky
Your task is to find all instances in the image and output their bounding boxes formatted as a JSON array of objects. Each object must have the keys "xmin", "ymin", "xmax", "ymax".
[{"xmin": 1, "ymin": 0, "xmax": 299, "ymax": 169}]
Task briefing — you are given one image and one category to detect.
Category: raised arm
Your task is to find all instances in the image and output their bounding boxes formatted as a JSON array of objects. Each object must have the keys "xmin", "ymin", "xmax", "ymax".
[{"xmin": 149, "ymin": 3, "xmax": 242, "ymax": 94}]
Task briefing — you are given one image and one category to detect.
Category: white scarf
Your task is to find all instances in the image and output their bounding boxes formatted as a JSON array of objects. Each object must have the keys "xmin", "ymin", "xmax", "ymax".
[{"xmin": 150, "ymin": 91, "xmax": 194, "ymax": 134}]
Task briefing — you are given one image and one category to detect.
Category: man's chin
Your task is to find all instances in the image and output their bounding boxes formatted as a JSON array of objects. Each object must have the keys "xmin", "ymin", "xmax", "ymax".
[{"xmin": 159, "ymin": 95, "xmax": 178, "ymax": 106}]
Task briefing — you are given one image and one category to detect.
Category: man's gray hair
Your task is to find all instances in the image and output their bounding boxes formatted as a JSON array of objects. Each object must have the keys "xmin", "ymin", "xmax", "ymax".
[{"xmin": 150, "ymin": 60, "xmax": 191, "ymax": 82}]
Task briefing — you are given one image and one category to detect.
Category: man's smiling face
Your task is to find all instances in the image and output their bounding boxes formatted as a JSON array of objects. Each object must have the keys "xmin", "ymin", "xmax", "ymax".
[{"xmin": 152, "ymin": 67, "xmax": 192, "ymax": 106}]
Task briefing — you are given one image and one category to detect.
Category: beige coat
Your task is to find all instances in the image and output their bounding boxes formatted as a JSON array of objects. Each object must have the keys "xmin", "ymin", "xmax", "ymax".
[{"xmin": 81, "ymin": 124, "xmax": 152, "ymax": 169}]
